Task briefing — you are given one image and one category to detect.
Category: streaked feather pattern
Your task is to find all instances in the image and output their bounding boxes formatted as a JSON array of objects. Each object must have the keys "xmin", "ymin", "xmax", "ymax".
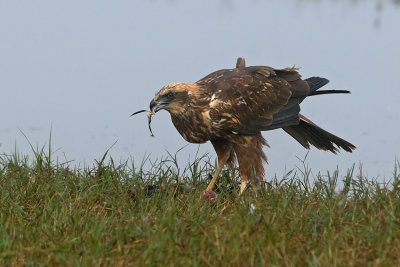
[{"xmin": 150, "ymin": 58, "xmax": 355, "ymax": 187}]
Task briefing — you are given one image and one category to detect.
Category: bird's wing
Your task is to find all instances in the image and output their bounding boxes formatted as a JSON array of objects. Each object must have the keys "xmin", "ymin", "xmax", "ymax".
[{"xmin": 196, "ymin": 66, "xmax": 310, "ymax": 135}]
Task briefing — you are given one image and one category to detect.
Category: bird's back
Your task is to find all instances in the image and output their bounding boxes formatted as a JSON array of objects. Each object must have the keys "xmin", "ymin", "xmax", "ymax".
[{"xmin": 195, "ymin": 65, "xmax": 313, "ymax": 135}]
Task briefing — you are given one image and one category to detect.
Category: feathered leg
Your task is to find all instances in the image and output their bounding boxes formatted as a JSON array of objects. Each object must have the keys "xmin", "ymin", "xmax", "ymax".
[
  {"xmin": 232, "ymin": 134, "xmax": 268, "ymax": 194},
  {"xmin": 206, "ymin": 140, "xmax": 234, "ymax": 191}
]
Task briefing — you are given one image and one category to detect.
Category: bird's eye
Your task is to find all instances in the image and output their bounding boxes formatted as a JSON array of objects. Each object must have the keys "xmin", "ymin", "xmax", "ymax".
[{"xmin": 167, "ymin": 92, "xmax": 173, "ymax": 99}]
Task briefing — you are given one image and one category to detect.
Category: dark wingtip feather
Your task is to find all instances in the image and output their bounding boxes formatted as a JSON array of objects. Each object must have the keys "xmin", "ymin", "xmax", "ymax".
[
  {"xmin": 309, "ymin": 90, "xmax": 351, "ymax": 96},
  {"xmin": 305, "ymin": 77, "xmax": 330, "ymax": 93}
]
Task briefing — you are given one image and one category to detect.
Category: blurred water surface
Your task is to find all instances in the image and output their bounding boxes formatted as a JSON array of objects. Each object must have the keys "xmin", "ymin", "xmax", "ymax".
[{"xmin": 1, "ymin": 0, "xmax": 399, "ymax": 180}]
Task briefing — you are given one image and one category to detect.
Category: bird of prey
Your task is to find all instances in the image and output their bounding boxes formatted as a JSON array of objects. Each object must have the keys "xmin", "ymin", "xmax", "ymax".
[{"xmin": 147, "ymin": 57, "xmax": 355, "ymax": 194}]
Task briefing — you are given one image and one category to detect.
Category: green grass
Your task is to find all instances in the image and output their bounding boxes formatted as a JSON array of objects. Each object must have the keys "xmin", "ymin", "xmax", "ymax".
[{"xmin": 0, "ymin": 147, "xmax": 399, "ymax": 266}]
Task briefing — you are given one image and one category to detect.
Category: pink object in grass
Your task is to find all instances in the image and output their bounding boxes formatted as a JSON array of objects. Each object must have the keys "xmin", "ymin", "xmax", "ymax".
[{"xmin": 202, "ymin": 190, "xmax": 217, "ymax": 201}]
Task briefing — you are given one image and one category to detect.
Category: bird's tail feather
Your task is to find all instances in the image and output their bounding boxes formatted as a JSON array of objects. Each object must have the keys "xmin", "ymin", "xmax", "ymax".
[
  {"xmin": 305, "ymin": 77, "xmax": 329, "ymax": 93},
  {"xmin": 283, "ymin": 115, "xmax": 355, "ymax": 153},
  {"xmin": 309, "ymin": 89, "xmax": 350, "ymax": 96},
  {"xmin": 305, "ymin": 77, "xmax": 350, "ymax": 96}
]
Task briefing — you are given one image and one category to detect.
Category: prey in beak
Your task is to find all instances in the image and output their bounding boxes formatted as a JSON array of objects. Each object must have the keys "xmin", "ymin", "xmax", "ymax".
[
  {"xmin": 131, "ymin": 84, "xmax": 181, "ymax": 137},
  {"xmin": 129, "ymin": 101, "xmax": 160, "ymax": 137},
  {"xmin": 149, "ymin": 99, "xmax": 168, "ymax": 114},
  {"xmin": 130, "ymin": 108, "xmax": 155, "ymax": 137},
  {"xmin": 145, "ymin": 98, "xmax": 169, "ymax": 137}
]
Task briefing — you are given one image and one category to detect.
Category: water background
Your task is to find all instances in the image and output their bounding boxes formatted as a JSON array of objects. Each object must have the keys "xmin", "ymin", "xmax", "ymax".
[{"xmin": 1, "ymin": 0, "xmax": 399, "ymax": 180}]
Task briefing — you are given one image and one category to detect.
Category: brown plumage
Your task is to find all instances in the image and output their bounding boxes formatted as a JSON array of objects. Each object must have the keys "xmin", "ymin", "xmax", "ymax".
[{"xmin": 147, "ymin": 57, "xmax": 355, "ymax": 194}]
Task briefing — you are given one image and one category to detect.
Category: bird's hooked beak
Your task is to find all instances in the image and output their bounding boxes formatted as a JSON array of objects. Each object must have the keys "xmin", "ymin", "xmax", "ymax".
[{"xmin": 149, "ymin": 99, "xmax": 168, "ymax": 113}]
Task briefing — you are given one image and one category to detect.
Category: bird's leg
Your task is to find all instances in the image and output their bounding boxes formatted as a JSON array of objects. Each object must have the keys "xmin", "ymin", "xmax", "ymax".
[
  {"xmin": 206, "ymin": 148, "xmax": 231, "ymax": 191},
  {"xmin": 233, "ymin": 134, "xmax": 268, "ymax": 196},
  {"xmin": 240, "ymin": 168, "xmax": 264, "ymax": 196},
  {"xmin": 239, "ymin": 180, "xmax": 249, "ymax": 195},
  {"xmin": 239, "ymin": 168, "xmax": 256, "ymax": 195},
  {"xmin": 205, "ymin": 165, "xmax": 223, "ymax": 191}
]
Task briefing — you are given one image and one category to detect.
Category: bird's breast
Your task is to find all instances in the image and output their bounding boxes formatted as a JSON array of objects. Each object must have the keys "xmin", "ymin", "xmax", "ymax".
[{"xmin": 170, "ymin": 110, "xmax": 212, "ymax": 144}]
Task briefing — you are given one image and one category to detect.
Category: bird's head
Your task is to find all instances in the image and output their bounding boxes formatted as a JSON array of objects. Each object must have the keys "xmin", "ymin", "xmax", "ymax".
[{"xmin": 150, "ymin": 83, "xmax": 192, "ymax": 115}]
